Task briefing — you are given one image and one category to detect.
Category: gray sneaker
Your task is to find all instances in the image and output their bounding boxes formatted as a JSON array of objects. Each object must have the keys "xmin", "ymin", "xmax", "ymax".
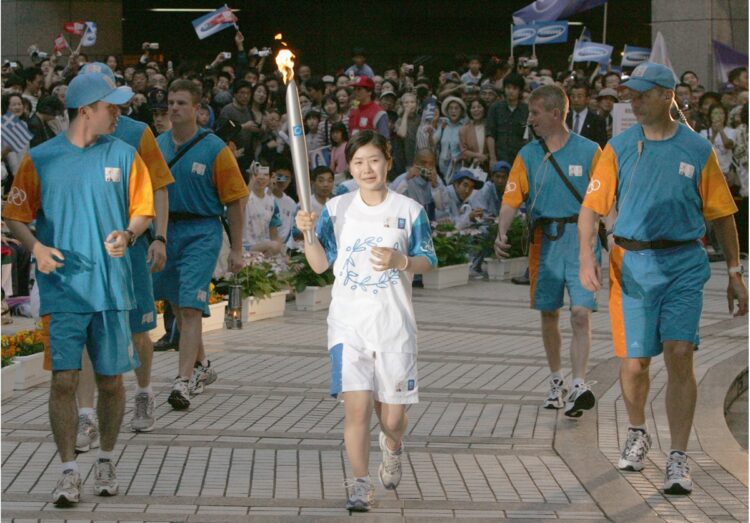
[
  {"xmin": 93, "ymin": 459, "xmax": 119, "ymax": 496},
  {"xmin": 52, "ymin": 469, "xmax": 81, "ymax": 506},
  {"xmin": 130, "ymin": 392, "xmax": 155, "ymax": 432},
  {"xmin": 378, "ymin": 431, "xmax": 403, "ymax": 490},
  {"xmin": 663, "ymin": 451, "xmax": 693, "ymax": 495},
  {"xmin": 189, "ymin": 360, "xmax": 217, "ymax": 395},
  {"xmin": 345, "ymin": 477, "xmax": 374, "ymax": 512},
  {"xmin": 75, "ymin": 414, "xmax": 99, "ymax": 452}
]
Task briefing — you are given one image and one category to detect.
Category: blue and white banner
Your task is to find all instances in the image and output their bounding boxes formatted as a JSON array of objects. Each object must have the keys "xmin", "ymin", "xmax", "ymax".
[
  {"xmin": 512, "ymin": 20, "xmax": 569, "ymax": 47},
  {"xmin": 533, "ymin": 20, "xmax": 569, "ymax": 44},
  {"xmin": 573, "ymin": 41, "xmax": 613, "ymax": 64},
  {"xmin": 192, "ymin": 6, "xmax": 238, "ymax": 40},
  {"xmin": 513, "ymin": 0, "xmax": 607, "ymax": 25},
  {"xmin": 81, "ymin": 22, "xmax": 97, "ymax": 47},
  {"xmin": 621, "ymin": 45, "xmax": 651, "ymax": 67},
  {"xmin": 1, "ymin": 114, "xmax": 33, "ymax": 153}
]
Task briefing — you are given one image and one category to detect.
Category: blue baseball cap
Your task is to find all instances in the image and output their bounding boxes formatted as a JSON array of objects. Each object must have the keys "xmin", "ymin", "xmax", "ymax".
[
  {"xmin": 451, "ymin": 169, "xmax": 484, "ymax": 189},
  {"xmin": 622, "ymin": 62, "xmax": 677, "ymax": 92},
  {"xmin": 491, "ymin": 161, "xmax": 511, "ymax": 173},
  {"xmin": 66, "ymin": 72, "xmax": 133, "ymax": 109},
  {"xmin": 78, "ymin": 61, "xmax": 116, "ymax": 81}
]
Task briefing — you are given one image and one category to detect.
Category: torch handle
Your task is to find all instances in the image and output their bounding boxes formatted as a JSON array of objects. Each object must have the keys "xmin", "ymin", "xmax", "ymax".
[{"xmin": 285, "ymin": 79, "xmax": 314, "ymax": 244}]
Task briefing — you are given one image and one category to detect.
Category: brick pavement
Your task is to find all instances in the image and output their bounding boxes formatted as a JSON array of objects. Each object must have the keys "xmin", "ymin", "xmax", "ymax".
[{"xmin": 1, "ymin": 262, "xmax": 747, "ymax": 522}]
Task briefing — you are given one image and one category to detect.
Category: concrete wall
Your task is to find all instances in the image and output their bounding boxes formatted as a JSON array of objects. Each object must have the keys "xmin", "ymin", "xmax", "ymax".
[
  {"xmin": 1, "ymin": 0, "xmax": 122, "ymax": 65},
  {"xmin": 652, "ymin": 0, "xmax": 748, "ymax": 90}
]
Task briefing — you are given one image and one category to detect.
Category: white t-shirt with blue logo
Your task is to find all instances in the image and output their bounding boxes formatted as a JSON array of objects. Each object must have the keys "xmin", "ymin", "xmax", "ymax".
[
  {"xmin": 316, "ymin": 190, "xmax": 437, "ymax": 353},
  {"xmin": 271, "ymin": 190, "xmax": 297, "ymax": 243},
  {"xmin": 243, "ymin": 190, "xmax": 282, "ymax": 249}
]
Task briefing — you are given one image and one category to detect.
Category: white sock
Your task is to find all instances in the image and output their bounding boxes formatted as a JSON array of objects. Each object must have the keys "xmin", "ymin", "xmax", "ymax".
[
  {"xmin": 670, "ymin": 449, "xmax": 686, "ymax": 456},
  {"xmin": 572, "ymin": 377, "xmax": 585, "ymax": 388},
  {"xmin": 355, "ymin": 475, "xmax": 370, "ymax": 483},
  {"xmin": 61, "ymin": 461, "xmax": 78, "ymax": 473},
  {"xmin": 135, "ymin": 385, "xmax": 153, "ymax": 396},
  {"xmin": 550, "ymin": 372, "xmax": 563, "ymax": 382},
  {"xmin": 629, "ymin": 424, "xmax": 647, "ymax": 432},
  {"xmin": 200, "ymin": 358, "xmax": 209, "ymax": 367},
  {"xmin": 97, "ymin": 450, "xmax": 114, "ymax": 462},
  {"xmin": 79, "ymin": 407, "xmax": 95, "ymax": 417}
]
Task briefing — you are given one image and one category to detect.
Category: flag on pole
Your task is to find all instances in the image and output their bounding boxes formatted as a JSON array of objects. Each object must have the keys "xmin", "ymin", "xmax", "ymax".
[
  {"xmin": 512, "ymin": 25, "xmax": 537, "ymax": 47},
  {"xmin": 53, "ymin": 33, "xmax": 70, "ymax": 54},
  {"xmin": 1, "ymin": 114, "xmax": 33, "ymax": 153},
  {"xmin": 712, "ymin": 40, "xmax": 749, "ymax": 83},
  {"xmin": 621, "ymin": 45, "xmax": 651, "ymax": 67},
  {"xmin": 573, "ymin": 41, "xmax": 613, "ymax": 64},
  {"xmin": 64, "ymin": 21, "xmax": 86, "ymax": 36},
  {"xmin": 533, "ymin": 20, "xmax": 569, "ymax": 45},
  {"xmin": 513, "ymin": 0, "xmax": 607, "ymax": 24},
  {"xmin": 192, "ymin": 5, "xmax": 238, "ymax": 40},
  {"xmin": 580, "ymin": 26, "xmax": 592, "ymax": 42},
  {"xmin": 80, "ymin": 22, "xmax": 97, "ymax": 47},
  {"xmin": 648, "ymin": 32, "xmax": 674, "ymax": 71}
]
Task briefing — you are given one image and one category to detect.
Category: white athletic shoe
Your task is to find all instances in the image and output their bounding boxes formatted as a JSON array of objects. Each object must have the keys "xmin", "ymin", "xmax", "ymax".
[
  {"xmin": 344, "ymin": 477, "xmax": 375, "ymax": 512},
  {"xmin": 544, "ymin": 376, "xmax": 566, "ymax": 409},
  {"xmin": 564, "ymin": 382, "xmax": 596, "ymax": 418},
  {"xmin": 378, "ymin": 431, "xmax": 403, "ymax": 490},
  {"xmin": 663, "ymin": 451, "xmax": 693, "ymax": 495},
  {"xmin": 618, "ymin": 428, "xmax": 652, "ymax": 471}
]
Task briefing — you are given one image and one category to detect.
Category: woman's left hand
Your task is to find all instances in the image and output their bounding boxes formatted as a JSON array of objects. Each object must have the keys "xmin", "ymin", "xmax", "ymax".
[{"xmin": 370, "ymin": 247, "xmax": 407, "ymax": 272}]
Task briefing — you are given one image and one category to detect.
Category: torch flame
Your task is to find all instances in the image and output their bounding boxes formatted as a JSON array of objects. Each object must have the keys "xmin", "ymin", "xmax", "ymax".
[
  {"xmin": 275, "ymin": 48, "xmax": 296, "ymax": 84},
  {"xmin": 274, "ymin": 33, "xmax": 283, "ymax": 40}
]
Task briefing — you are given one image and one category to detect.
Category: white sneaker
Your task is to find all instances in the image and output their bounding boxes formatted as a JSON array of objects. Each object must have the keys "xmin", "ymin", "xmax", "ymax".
[
  {"xmin": 131, "ymin": 392, "xmax": 156, "ymax": 432},
  {"xmin": 189, "ymin": 360, "xmax": 217, "ymax": 395},
  {"xmin": 167, "ymin": 377, "xmax": 190, "ymax": 410},
  {"xmin": 93, "ymin": 459, "xmax": 119, "ymax": 496},
  {"xmin": 663, "ymin": 451, "xmax": 693, "ymax": 495},
  {"xmin": 75, "ymin": 414, "xmax": 99, "ymax": 452},
  {"xmin": 52, "ymin": 469, "xmax": 81, "ymax": 506},
  {"xmin": 544, "ymin": 377, "xmax": 566, "ymax": 409},
  {"xmin": 344, "ymin": 477, "xmax": 375, "ymax": 512},
  {"xmin": 378, "ymin": 431, "xmax": 403, "ymax": 490},
  {"xmin": 564, "ymin": 382, "xmax": 596, "ymax": 418},
  {"xmin": 618, "ymin": 428, "xmax": 652, "ymax": 471}
]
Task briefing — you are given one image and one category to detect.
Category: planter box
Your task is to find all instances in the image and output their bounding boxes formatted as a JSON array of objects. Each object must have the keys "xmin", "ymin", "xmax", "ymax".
[
  {"xmin": 295, "ymin": 285, "xmax": 332, "ymax": 312},
  {"xmin": 203, "ymin": 301, "xmax": 228, "ymax": 332},
  {"xmin": 14, "ymin": 352, "xmax": 48, "ymax": 390},
  {"xmin": 422, "ymin": 263, "xmax": 470, "ymax": 290},
  {"xmin": 484, "ymin": 256, "xmax": 528, "ymax": 281},
  {"xmin": 242, "ymin": 290, "xmax": 289, "ymax": 322},
  {"xmin": 2, "ymin": 363, "xmax": 17, "ymax": 400}
]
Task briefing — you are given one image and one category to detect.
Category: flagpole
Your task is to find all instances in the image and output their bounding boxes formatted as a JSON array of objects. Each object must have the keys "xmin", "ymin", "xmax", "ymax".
[
  {"xmin": 569, "ymin": 38, "xmax": 577, "ymax": 72},
  {"xmin": 510, "ymin": 24, "xmax": 514, "ymax": 58},
  {"xmin": 602, "ymin": 2, "xmax": 608, "ymax": 44}
]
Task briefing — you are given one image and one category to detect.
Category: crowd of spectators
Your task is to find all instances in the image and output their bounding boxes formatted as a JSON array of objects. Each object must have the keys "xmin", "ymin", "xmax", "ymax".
[{"xmin": 1, "ymin": 35, "xmax": 748, "ymax": 310}]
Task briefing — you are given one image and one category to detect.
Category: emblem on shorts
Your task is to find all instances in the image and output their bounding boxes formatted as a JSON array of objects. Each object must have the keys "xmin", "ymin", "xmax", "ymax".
[
  {"xmin": 407, "ymin": 379, "xmax": 415, "ymax": 391},
  {"xmin": 568, "ymin": 165, "xmax": 583, "ymax": 177},
  {"xmin": 104, "ymin": 167, "xmax": 121, "ymax": 182},
  {"xmin": 398, "ymin": 218, "xmax": 406, "ymax": 229},
  {"xmin": 678, "ymin": 162, "xmax": 695, "ymax": 179},
  {"xmin": 192, "ymin": 162, "xmax": 206, "ymax": 175},
  {"xmin": 197, "ymin": 290, "xmax": 207, "ymax": 302},
  {"xmin": 141, "ymin": 312, "xmax": 154, "ymax": 324}
]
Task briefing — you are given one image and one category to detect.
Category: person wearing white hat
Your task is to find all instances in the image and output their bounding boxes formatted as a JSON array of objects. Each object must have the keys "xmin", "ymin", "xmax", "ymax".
[
  {"xmin": 431, "ymin": 96, "xmax": 466, "ymax": 182},
  {"xmin": 5, "ymin": 72, "xmax": 155, "ymax": 507}
]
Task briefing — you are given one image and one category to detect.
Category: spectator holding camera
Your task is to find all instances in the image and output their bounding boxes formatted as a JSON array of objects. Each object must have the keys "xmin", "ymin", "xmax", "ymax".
[
  {"xmin": 390, "ymin": 148, "xmax": 444, "ymax": 220},
  {"xmin": 396, "ymin": 92, "xmax": 420, "ymax": 167},
  {"xmin": 431, "ymin": 96, "xmax": 466, "ymax": 182}
]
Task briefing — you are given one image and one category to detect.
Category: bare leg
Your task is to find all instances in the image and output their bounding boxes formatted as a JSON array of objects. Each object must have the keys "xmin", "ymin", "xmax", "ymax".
[
  {"xmin": 94, "ymin": 374, "xmax": 125, "ymax": 452},
  {"xmin": 343, "ymin": 391, "xmax": 374, "ymax": 478},
  {"xmin": 76, "ymin": 351, "xmax": 96, "ymax": 409},
  {"xmin": 49, "ymin": 370, "xmax": 80, "ymax": 463},
  {"xmin": 540, "ymin": 310, "xmax": 561, "ymax": 374},
  {"xmin": 376, "ymin": 403, "xmax": 408, "ymax": 450},
  {"xmin": 620, "ymin": 357, "xmax": 651, "ymax": 426},
  {"xmin": 568, "ymin": 307, "xmax": 592, "ymax": 380},
  {"xmin": 663, "ymin": 341, "xmax": 696, "ymax": 451},
  {"xmin": 173, "ymin": 305, "xmax": 203, "ymax": 379},
  {"xmin": 131, "ymin": 332, "xmax": 153, "ymax": 388}
]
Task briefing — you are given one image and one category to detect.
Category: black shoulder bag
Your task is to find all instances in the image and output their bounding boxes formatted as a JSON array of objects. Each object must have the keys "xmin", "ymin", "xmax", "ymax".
[
  {"xmin": 167, "ymin": 130, "xmax": 211, "ymax": 169},
  {"xmin": 539, "ymin": 139, "xmax": 608, "ymax": 250}
]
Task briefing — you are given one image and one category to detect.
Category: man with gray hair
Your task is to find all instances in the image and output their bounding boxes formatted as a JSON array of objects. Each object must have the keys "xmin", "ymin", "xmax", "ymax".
[{"xmin": 495, "ymin": 84, "xmax": 603, "ymax": 418}]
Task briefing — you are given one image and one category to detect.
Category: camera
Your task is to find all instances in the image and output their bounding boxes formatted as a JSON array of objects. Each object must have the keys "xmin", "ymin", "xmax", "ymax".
[
  {"xmin": 143, "ymin": 42, "xmax": 160, "ymax": 50},
  {"xmin": 405, "ymin": 64, "xmax": 414, "ymax": 72},
  {"xmin": 28, "ymin": 45, "xmax": 49, "ymax": 64},
  {"xmin": 248, "ymin": 161, "xmax": 270, "ymax": 177},
  {"xmin": 222, "ymin": 51, "xmax": 232, "ymax": 59},
  {"xmin": 251, "ymin": 47, "xmax": 272, "ymax": 57},
  {"xmin": 417, "ymin": 167, "xmax": 431, "ymax": 179},
  {"xmin": 275, "ymin": 174, "xmax": 289, "ymax": 182}
]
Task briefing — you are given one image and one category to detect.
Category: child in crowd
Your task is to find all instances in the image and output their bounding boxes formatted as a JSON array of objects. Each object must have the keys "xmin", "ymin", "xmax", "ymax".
[
  {"xmin": 243, "ymin": 161, "xmax": 283, "ymax": 255},
  {"xmin": 295, "ymin": 130, "xmax": 437, "ymax": 512},
  {"xmin": 329, "ymin": 122, "xmax": 349, "ymax": 180},
  {"xmin": 434, "ymin": 169, "xmax": 485, "ymax": 230},
  {"xmin": 310, "ymin": 165, "xmax": 334, "ymax": 215}
]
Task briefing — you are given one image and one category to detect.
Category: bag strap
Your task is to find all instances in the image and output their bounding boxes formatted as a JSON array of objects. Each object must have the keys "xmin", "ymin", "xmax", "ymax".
[
  {"xmin": 538, "ymin": 138, "xmax": 583, "ymax": 204},
  {"xmin": 168, "ymin": 131, "xmax": 211, "ymax": 169}
]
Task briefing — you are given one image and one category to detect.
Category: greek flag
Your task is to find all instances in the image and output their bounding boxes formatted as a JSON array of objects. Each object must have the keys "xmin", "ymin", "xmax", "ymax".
[
  {"xmin": 81, "ymin": 22, "xmax": 97, "ymax": 47},
  {"xmin": 192, "ymin": 6, "xmax": 238, "ymax": 40},
  {"xmin": 1, "ymin": 114, "xmax": 33, "ymax": 153}
]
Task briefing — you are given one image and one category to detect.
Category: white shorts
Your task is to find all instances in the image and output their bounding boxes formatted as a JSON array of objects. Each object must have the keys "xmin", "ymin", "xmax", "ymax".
[{"xmin": 329, "ymin": 343, "xmax": 419, "ymax": 404}]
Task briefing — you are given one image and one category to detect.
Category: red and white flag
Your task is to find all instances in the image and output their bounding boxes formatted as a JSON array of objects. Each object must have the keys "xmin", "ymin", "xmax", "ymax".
[
  {"xmin": 53, "ymin": 33, "xmax": 70, "ymax": 53},
  {"xmin": 192, "ymin": 6, "xmax": 238, "ymax": 40},
  {"xmin": 64, "ymin": 20, "xmax": 86, "ymax": 36}
]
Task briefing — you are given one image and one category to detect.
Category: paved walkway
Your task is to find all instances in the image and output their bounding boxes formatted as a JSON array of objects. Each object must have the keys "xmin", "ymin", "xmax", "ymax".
[{"xmin": 1, "ymin": 262, "xmax": 747, "ymax": 522}]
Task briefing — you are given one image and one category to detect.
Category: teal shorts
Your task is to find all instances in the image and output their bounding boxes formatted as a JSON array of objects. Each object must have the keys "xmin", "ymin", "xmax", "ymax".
[
  {"xmin": 530, "ymin": 222, "xmax": 600, "ymax": 311},
  {"xmin": 152, "ymin": 218, "xmax": 222, "ymax": 314},
  {"xmin": 128, "ymin": 235, "xmax": 157, "ymax": 333},
  {"xmin": 609, "ymin": 241, "xmax": 710, "ymax": 358},
  {"xmin": 49, "ymin": 310, "xmax": 138, "ymax": 376}
]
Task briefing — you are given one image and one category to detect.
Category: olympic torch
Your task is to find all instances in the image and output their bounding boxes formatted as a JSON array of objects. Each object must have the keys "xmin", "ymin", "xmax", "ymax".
[{"xmin": 275, "ymin": 48, "xmax": 313, "ymax": 244}]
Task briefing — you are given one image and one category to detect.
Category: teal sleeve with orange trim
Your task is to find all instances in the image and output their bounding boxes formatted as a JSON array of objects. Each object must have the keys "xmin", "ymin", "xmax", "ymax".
[
  {"xmin": 501, "ymin": 154, "xmax": 529, "ymax": 209},
  {"xmin": 3, "ymin": 154, "xmax": 41, "ymax": 223},
  {"xmin": 582, "ymin": 143, "xmax": 618, "ymax": 217},
  {"xmin": 700, "ymin": 149, "xmax": 738, "ymax": 221}
]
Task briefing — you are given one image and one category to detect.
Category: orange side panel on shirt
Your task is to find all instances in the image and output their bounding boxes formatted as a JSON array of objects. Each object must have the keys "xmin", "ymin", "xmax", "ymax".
[
  {"xmin": 528, "ymin": 228, "xmax": 542, "ymax": 309},
  {"xmin": 608, "ymin": 246, "xmax": 627, "ymax": 358}
]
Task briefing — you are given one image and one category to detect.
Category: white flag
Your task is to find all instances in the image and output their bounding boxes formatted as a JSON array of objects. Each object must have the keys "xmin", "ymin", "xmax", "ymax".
[{"xmin": 81, "ymin": 21, "xmax": 97, "ymax": 47}]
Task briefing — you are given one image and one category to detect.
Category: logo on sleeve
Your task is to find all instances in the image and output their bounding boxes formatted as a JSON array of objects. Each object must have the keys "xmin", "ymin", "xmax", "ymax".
[
  {"xmin": 8, "ymin": 187, "xmax": 26, "ymax": 206},
  {"xmin": 104, "ymin": 167, "xmax": 121, "ymax": 182},
  {"xmin": 192, "ymin": 162, "xmax": 206, "ymax": 175},
  {"xmin": 586, "ymin": 179, "xmax": 601, "ymax": 194},
  {"xmin": 568, "ymin": 165, "xmax": 583, "ymax": 177},
  {"xmin": 678, "ymin": 162, "xmax": 695, "ymax": 179},
  {"xmin": 504, "ymin": 182, "xmax": 517, "ymax": 193}
]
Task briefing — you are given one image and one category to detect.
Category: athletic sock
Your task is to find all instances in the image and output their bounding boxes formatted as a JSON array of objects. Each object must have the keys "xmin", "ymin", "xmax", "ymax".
[
  {"xmin": 572, "ymin": 377, "xmax": 585, "ymax": 388},
  {"xmin": 79, "ymin": 407, "xmax": 95, "ymax": 417},
  {"xmin": 61, "ymin": 461, "xmax": 78, "ymax": 474},
  {"xmin": 97, "ymin": 450, "xmax": 113, "ymax": 462},
  {"xmin": 629, "ymin": 423, "xmax": 647, "ymax": 433},
  {"xmin": 135, "ymin": 385, "xmax": 153, "ymax": 396}
]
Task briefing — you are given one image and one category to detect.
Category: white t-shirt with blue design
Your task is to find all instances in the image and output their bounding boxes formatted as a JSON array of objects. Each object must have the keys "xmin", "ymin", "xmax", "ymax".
[
  {"xmin": 243, "ymin": 190, "xmax": 282, "ymax": 249},
  {"xmin": 316, "ymin": 190, "xmax": 437, "ymax": 353}
]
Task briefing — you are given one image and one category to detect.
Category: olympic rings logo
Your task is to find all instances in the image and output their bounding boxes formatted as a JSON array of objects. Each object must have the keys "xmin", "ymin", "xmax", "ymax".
[
  {"xmin": 586, "ymin": 180, "xmax": 601, "ymax": 194},
  {"xmin": 7, "ymin": 187, "xmax": 26, "ymax": 206},
  {"xmin": 505, "ymin": 182, "xmax": 517, "ymax": 193}
]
